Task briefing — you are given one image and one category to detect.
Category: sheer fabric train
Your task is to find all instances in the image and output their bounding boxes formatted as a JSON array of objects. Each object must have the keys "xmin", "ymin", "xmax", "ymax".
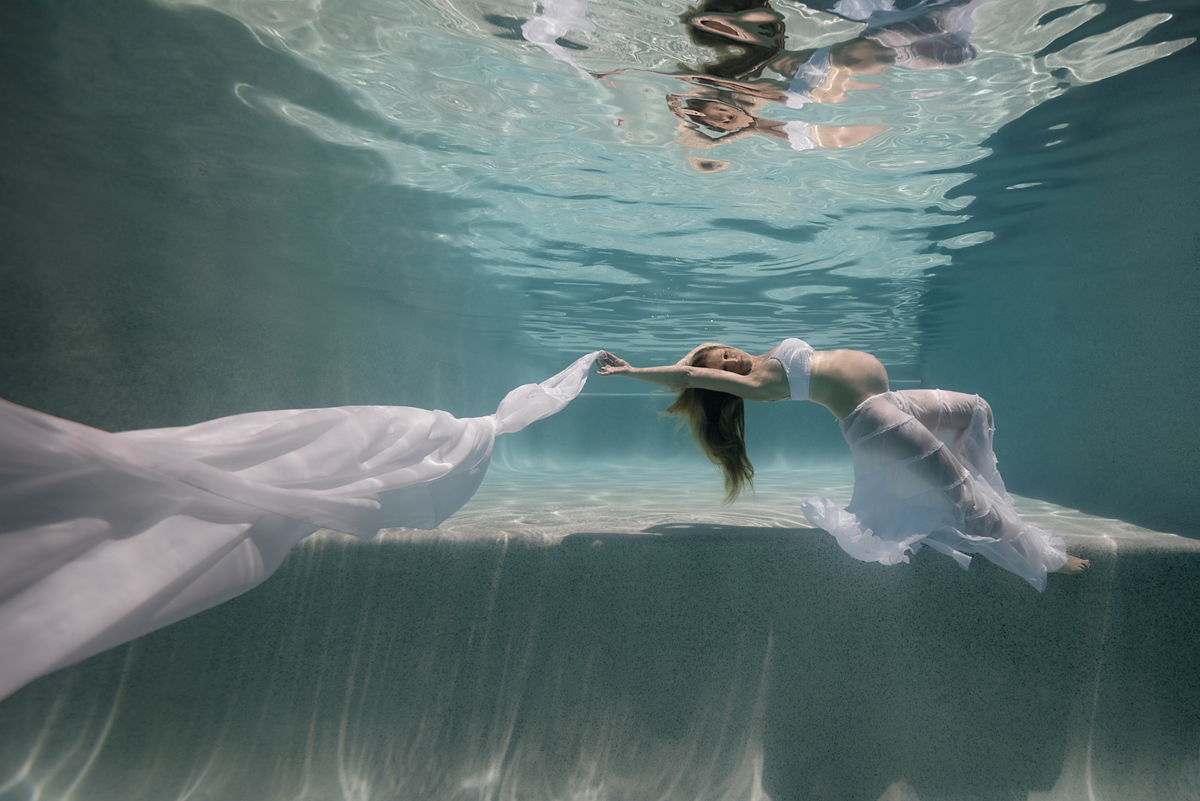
[
  {"xmin": 801, "ymin": 389, "xmax": 1069, "ymax": 591},
  {"xmin": 0, "ymin": 352, "xmax": 603, "ymax": 701},
  {"xmin": 1, "ymin": 363, "xmax": 1066, "ymax": 701}
]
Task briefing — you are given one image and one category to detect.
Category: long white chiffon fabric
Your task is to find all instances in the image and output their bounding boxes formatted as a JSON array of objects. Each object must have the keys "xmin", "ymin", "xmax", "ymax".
[
  {"xmin": 0, "ymin": 352, "xmax": 603, "ymax": 701},
  {"xmin": 801, "ymin": 389, "xmax": 1069, "ymax": 591}
]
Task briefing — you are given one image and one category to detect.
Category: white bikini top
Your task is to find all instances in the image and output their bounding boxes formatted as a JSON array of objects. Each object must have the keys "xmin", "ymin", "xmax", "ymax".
[{"xmin": 768, "ymin": 338, "xmax": 814, "ymax": 401}]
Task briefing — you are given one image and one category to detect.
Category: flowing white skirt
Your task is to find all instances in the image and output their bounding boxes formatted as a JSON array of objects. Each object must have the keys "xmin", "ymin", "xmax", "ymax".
[
  {"xmin": 801, "ymin": 390, "xmax": 1068, "ymax": 591},
  {"xmin": 0, "ymin": 352, "xmax": 603, "ymax": 701}
]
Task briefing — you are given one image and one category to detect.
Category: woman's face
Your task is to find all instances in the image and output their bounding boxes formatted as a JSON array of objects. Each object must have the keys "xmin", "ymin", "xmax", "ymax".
[
  {"xmin": 683, "ymin": 100, "xmax": 755, "ymax": 133},
  {"xmin": 700, "ymin": 346, "xmax": 753, "ymax": 375}
]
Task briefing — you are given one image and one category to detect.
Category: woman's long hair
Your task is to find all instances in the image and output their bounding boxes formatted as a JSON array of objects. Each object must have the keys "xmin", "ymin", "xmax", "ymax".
[
  {"xmin": 678, "ymin": 0, "xmax": 785, "ymax": 81},
  {"xmin": 664, "ymin": 345, "xmax": 754, "ymax": 502}
]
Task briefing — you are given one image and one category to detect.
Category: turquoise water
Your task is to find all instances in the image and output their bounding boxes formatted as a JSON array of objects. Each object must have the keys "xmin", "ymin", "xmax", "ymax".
[
  {"xmin": 1, "ymin": 0, "xmax": 1199, "ymax": 797},
  {"xmin": 139, "ymin": 0, "xmax": 1193, "ymax": 369}
]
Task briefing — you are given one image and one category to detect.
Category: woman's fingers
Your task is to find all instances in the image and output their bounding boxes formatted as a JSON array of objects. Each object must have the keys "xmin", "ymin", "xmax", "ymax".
[
  {"xmin": 595, "ymin": 352, "xmax": 625, "ymax": 373},
  {"xmin": 594, "ymin": 351, "xmax": 634, "ymax": 376}
]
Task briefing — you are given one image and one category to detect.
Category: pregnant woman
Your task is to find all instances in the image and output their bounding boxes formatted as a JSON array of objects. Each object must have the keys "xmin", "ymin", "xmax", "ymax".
[{"xmin": 596, "ymin": 340, "xmax": 1089, "ymax": 590}]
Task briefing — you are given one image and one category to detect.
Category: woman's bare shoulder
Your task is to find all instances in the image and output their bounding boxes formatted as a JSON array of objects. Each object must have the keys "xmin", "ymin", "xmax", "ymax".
[{"xmin": 752, "ymin": 354, "xmax": 788, "ymax": 383}]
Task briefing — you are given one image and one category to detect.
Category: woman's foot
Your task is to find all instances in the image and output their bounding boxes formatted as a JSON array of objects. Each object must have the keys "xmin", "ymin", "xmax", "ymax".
[{"xmin": 1055, "ymin": 555, "xmax": 1089, "ymax": 574}]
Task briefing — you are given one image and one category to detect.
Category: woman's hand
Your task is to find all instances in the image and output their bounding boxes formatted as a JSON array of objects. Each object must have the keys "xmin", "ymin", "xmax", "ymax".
[{"xmin": 595, "ymin": 352, "xmax": 633, "ymax": 375}]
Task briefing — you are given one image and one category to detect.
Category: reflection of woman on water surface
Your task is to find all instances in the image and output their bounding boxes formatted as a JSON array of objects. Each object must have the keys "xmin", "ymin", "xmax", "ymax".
[
  {"xmin": 596, "ymin": 340, "xmax": 1088, "ymax": 591},
  {"xmin": 599, "ymin": 0, "xmax": 992, "ymax": 170},
  {"xmin": 666, "ymin": 92, "xmax": 885, "ymax": 170}
]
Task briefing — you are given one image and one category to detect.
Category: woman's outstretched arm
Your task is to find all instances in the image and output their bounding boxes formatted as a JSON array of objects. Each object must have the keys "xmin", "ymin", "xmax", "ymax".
[{"xmin": 595, "ymin": 352, "xmax": 788, "ymax": 401}]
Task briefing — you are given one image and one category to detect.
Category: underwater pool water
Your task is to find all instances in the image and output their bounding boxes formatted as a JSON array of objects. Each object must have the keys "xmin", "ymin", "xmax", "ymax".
[
  {"xmin": 1, "ymin": 0, "xmax": 1198, "ymax": 797},
  {"xmin": 140, "ymin": 0, "xmax": 1197, "ymax": 365}
]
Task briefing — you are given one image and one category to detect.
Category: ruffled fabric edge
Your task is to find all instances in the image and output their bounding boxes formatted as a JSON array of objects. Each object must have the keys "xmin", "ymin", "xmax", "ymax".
[{"xmin": 800, "ymin": 495, "xmax": 924, "ymax": 567}]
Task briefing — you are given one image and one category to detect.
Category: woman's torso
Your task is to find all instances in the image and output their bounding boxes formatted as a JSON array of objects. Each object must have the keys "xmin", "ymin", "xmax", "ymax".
[
  {"xmin": 810, "ymin": 349, "xmax": 889, "ymax": 418},
  {"xmin": 756, "ymin": 341, "xmax": 888, "ymax": 418}
]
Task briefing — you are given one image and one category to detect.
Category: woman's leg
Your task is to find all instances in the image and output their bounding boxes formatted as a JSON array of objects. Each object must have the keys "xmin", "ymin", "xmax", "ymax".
[
  {"xmin": 849, "ymin": 396, "xmax": 1075, "ymax": 586},
  {"xmin": 893, "ymin": 389, "xmax": 991, "ymax": 437},
  {"xmin": 892, "ymin": 389, "xmax": 1004, "ymax": 499},
  {"xmin": 848, "ymin": 399, "xmax": 992, "ymax": 525},
  {"xmin": 899, "ymin": 390, "xmax": 1088, "ymax": 576}
]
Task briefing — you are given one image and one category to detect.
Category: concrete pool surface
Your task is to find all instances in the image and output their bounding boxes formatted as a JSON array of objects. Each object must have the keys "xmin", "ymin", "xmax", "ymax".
[{"xmin": 2, "ymin": 467, "xmax": 1196, "ymax": 801}]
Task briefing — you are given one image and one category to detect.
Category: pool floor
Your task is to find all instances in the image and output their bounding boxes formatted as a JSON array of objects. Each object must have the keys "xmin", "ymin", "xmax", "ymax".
[{"xmin": 1, "ymin": 468, "xmax": 1196, "ymax": 801}]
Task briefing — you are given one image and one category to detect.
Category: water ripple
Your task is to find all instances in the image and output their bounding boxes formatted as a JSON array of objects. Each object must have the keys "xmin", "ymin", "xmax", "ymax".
[{"xmin": 156, "ymin": 0, "xmax": 1194, "ymax": 363}]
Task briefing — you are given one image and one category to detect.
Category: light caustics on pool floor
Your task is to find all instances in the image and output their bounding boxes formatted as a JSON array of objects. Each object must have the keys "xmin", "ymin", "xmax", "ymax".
[{"xmin": 1, "ymin": 468, "xmax": 1197, "ymax": 801}]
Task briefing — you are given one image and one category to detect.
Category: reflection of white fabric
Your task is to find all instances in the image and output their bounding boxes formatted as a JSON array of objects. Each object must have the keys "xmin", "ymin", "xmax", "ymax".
[
  {"xmin": 833, "ymin": 0, "xmax": 896, "ymax": 22},
  {"xmin": 802, "ymin": 389, "xmax": 1069, "ymax": 591},
  {"xmin": 0, "ymin": 352, "xmax": 602, "ymax": 700},
  {"xmin": 785, "ymin": 46, "xmax": 832, "ymax": 108},
  {"xmin": 862, "ymin": 0, "xmax": 991, "ymax": 69},
  {"xmin": 769, "ymin": 337, "xmax": 815, "ymax": 396},
  {"xmin": 521, "ymin": 0, "xmax": 596, "ymax": 79},
  {"xmin": 783, "ymin": 120, "xmax": 818, "ymax": 152}
]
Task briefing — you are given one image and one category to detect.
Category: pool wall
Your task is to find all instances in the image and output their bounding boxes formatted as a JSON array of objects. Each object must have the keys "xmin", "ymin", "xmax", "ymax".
[
  {"xmin": 921, "ymin": 31, "xmax": 1200, "ymax": 537},
  {"xmin": 2, "ymin": 521, "xmax": 1197, "ymax": 801}
]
